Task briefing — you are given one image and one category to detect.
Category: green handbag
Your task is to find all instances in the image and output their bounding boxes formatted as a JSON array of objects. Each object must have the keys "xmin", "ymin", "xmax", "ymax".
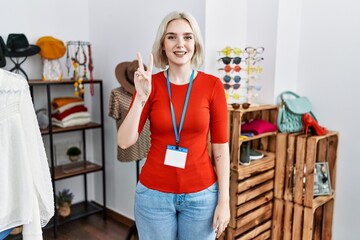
[{"xmin": 277, "ymin": 91, "xmax": 317, "ymax": 133}]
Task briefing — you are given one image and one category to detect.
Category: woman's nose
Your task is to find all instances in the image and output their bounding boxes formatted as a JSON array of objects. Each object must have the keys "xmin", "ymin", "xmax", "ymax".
[{"xmin": 176, "ymin": 38, "xmax": 184, "ymax": 47}]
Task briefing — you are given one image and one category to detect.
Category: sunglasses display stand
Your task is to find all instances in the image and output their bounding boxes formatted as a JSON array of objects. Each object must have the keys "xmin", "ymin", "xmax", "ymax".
[{"xmin": 217, "ymin": 46, "xmax": 264, "ymax": 106}]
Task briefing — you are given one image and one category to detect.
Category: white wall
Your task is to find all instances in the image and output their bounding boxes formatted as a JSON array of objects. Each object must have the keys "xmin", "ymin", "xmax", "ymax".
[
  {"xmin": 0, "ymin": 0, "xmax": 90, "ymax": 78},
  {"xmin": 273, "ymin": 0, "xmax": 302, "ymax": 95},
  {"xmin": 205, "ymin": 0, "xmax": 279, "ymax": 105},
  {"xmin": 0, "ymin": 0, "xmax": 94, "ymax": 204},
  {"xmin": 295, "ymin": 1, "xmax": 360, "ymax": 238},
  {"xmin": 1, "ymin": 0, "xmax": 359, "ymax": 238}
]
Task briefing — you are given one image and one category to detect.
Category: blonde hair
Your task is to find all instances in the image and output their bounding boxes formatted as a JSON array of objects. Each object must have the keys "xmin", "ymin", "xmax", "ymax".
[{"xmin": 152, "ymin": 11, "xmax": 204, "ymax": 69}]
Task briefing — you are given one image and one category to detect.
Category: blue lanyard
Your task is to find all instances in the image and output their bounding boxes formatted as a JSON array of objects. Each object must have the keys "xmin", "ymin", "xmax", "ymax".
[{"xmin": 166, "ymin": 69, "xmax": 195, "ymax": 148}]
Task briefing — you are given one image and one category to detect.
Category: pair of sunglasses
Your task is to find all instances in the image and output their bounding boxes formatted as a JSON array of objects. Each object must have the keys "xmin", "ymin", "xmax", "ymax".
[
  {"xmin": 218, "ymin": 47, "xmax": 242, "ymax": 56},
  {"xmin": 245, "ymin": 85, "xmax": 262, "ymax": 91},
  {"xmin": 245, "ymin": 47, "xmax": 264, "ymax": 56},
  {"xmin": 230, "ymin": 102, "xmax": 251, "ymax": 110},
  {"xmin": 223, "ymin": 83, "xmax": 240, "ymax": 90},
  {"xmin": 240, "ymin": 75, "xmax": 261, "ymax": 83},
  {"xmin": 218, "ymin": 56, "xmax": 264, "ymax": 66},
  {"xmin": 246, "ymin": 65, "xmax": 263, "ymax": 74},
  {"xmin": 226, "ymin": 92, "xmax": 241, "ymax": 100},
  {"xmin": 218, "ymin": 56, "xmax": 242, "ymax": 65},
  {"xmin": 218, "ymin": 65, "xmax": 241, "ymax": 73},
  {"xmin": 245, "ymin": 57, "xmax": 264, "ymax": 65},
  {"xmin": 222, "ymin": 75, "xmax": 241, "ymax": 83}
]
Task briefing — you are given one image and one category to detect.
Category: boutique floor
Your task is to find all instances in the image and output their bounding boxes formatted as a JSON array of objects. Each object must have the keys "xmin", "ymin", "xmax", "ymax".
[{"xmin": 6, "ymin": 213, "xmax": 138, "ymax": 240}]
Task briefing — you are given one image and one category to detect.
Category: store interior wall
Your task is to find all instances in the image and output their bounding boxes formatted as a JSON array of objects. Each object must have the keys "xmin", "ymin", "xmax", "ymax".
[
  {"xmin": 296, "ymin": 1, "xmax": 360, "ymax": 238},
  {"xmin": 1, "ymin": 0, "xmax": 359, "ymax": 238}
]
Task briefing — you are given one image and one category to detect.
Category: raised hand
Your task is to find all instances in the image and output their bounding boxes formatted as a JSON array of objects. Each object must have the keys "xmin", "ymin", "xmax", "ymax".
[{"xmin": 134, "ymin": 52, "xmax": 153, "ymax": 100}]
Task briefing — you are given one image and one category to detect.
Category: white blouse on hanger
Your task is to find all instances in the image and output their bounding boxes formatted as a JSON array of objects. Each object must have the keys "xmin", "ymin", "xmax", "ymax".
[{"xmin": 0, "ymin": 69, "xmax": 54, "ymax": 239}]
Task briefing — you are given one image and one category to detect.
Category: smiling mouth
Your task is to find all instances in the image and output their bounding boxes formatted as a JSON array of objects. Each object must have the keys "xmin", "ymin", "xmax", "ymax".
[{"xmin": 174, "ymin": 51, "xmax": 186, "ymax": 56}]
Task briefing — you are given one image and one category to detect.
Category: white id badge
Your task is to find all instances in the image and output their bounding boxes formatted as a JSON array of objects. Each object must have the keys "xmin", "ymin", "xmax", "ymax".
[{"xmin": 164, "ymin": 145, "xmax": 188, "ymax": 169}]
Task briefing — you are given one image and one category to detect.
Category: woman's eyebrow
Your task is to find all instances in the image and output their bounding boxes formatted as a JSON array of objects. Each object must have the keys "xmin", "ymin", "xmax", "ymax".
[{"xmin": 165, "ymin": 32, "xmax": 193, "ymax": 35}]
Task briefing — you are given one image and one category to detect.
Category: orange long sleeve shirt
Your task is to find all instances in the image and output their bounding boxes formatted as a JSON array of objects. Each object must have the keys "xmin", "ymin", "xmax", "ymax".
[{"xmin": 136, "ymin": 71, "xmax": 228, "ymax": 193}]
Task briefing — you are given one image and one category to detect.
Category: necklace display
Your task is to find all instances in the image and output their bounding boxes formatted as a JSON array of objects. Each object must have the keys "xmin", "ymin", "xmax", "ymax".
[{"xmin": 66, "ymin": 41, "xmax": 94, "ymax": 97}]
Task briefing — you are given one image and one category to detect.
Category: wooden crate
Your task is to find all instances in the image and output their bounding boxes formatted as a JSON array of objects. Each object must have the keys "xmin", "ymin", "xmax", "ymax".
[
  {"xmin": 229, "ymin": 105, "xmax": 278, "ymax": 171},
  {"xmin": 226, "ymin": 105, "xmax": 278, "ymax": 240},
  {"xmin": 228, "ymin": 156, "xmax": 275, "ymax": 239},
  {"xmin": 272, "ymin": 131, "xmax": 338, "ymax": 240},
  {"xmin": 274, "ymin": 131, "xmax": 338, "ymax": 205},
  {"xmin": 272, "ymin": 198, "xmax": 335, "ymax": 240}
]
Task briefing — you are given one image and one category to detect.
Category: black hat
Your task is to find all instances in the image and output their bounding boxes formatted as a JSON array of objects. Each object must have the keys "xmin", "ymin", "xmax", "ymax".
[
  {"xmin": 6, "ymin": 33, "xmax": 40, "ymax": 58},
  {"xmin": 0, "ymin": 36, "xmax": 6, "ymax": 67}
]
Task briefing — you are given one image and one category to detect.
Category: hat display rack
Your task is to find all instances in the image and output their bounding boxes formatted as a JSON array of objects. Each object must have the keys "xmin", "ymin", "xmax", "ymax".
[
  {"xmin": 66, "ymin": 41, "xmax": 94, "ymax": 97},
  {"xmin": 217, "ymin": 46, "xmax": 264, "ymax": 106}
]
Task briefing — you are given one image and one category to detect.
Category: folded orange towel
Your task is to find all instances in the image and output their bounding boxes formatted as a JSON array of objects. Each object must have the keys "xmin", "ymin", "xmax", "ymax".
[{"xmin": 51, "ymin": 97, "xmax": 83, "ymax": 109}]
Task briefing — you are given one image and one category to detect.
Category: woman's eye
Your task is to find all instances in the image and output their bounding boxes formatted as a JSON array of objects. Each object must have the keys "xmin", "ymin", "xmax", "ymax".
[
  {"xmin": 184, "ymin": 36, "xmax": 193, "ymax": 40},
  {"xmin": 167, "ymin": 36, "xmax": 176, "ymax": 40}
]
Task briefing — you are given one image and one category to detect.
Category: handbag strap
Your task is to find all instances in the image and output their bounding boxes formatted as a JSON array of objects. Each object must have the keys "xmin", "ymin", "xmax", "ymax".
[{"xmin": 279, "ymin": 91, "xmax": 301, "ymax": 101}]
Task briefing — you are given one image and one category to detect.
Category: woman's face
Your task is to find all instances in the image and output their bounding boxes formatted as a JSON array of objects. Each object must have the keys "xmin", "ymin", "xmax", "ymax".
[{"xmin": 163, "ymin": 19, "xmax": 195, "ymax": 68}]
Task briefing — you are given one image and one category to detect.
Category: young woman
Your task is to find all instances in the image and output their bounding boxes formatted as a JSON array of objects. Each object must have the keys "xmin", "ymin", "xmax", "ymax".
[{"xmin": 118, "ymin": 11, "xmax": 230, "ymax": 240}]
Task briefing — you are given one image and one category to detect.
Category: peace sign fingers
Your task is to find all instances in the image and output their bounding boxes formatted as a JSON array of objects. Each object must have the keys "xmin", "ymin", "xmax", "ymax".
[
  {"xmin": 147, "ymin": 54, "xmax": 153, "ymax": 74},
  {"xmin": 134, "ymin": 52, "xmax": 153, "ymax": 98},
  {"xmin": 137, "ymin": 52, "xmax": 145, "ymax": 72}
]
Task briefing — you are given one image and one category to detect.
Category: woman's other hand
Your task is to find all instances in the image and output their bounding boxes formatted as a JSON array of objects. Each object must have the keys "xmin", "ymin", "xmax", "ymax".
[{"xmin": 213, "ymin": 200, "xmax": 230, "ymax": 238}]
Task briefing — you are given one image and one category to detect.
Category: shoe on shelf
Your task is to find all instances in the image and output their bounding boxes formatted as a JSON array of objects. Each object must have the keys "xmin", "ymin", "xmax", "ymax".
[
  {"xmin": 302, "ymin": 113, "xmax": 328, "ymax": 136},
  {"xmin": 240, "ymin": 142, "xmax": 250, "ymax": 166},
  {"xmin": 250, "ymin": 149, "xmax": 264, "ymax": 161}
]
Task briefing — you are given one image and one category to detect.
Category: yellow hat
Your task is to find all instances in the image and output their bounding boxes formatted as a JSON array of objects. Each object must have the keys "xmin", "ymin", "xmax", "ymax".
[{"xmin": 36, "ymin": 36, "xmax": 66, "ymax": 60}]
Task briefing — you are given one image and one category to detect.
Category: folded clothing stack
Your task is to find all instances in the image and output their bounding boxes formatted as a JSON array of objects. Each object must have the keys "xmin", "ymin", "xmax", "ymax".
[
  {"xmin": 241, "ymin": 118, "xmax": 278, "ymax": 135},
  {"xmin": 51, "ymin": 97, "xmax": 91, "ymax": 128}
]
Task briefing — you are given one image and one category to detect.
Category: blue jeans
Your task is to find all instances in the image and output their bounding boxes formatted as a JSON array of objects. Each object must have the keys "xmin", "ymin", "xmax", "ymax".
[
  {"xmin": 134, "ymin": 181, "xmax": 218, "ymax": 240},
  {"xmin": 0, "ymin": 228, "xmax": 13, "ymax": 240}
]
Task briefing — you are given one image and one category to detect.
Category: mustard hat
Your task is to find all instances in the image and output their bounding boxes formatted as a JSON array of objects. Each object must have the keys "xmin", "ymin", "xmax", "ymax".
[{"xmin": 36, "ymin": 36, "xmax": 66, "ymax": 60}]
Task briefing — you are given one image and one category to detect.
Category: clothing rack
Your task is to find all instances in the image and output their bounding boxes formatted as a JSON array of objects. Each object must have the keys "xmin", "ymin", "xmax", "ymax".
[{"xmin": 125, "ymin": 160, "xmax": 140, "ymax": 240}]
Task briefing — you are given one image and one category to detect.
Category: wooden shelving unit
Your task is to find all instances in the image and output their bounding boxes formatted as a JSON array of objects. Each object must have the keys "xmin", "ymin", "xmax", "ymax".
[
  {"xmin": 221, "ymin": 104, "xmax": 278, "ymax": 239},
  {"xmin": 40, "ymin": 122, "xmax": 102, "ymax": 135},
  {"xmin": 53, "ymin": 161, "xmax": 103, "ymax": 180},
  {"xmin": 218, "ymin": 103, "xmax": 338, "ymax": 240}
]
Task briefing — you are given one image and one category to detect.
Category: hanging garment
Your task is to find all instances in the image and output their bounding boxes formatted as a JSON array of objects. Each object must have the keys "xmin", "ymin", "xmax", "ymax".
[
  {"xmin": 0, "ymin": 69, "xmax": 54, "ymax": 239},
  {"xmin": 108, "ymin": 87, "xmax": 150, "ymax": 162}
]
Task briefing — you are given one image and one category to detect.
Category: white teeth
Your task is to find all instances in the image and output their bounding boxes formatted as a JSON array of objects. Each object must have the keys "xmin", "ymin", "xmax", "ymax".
[{"xmin": 174, "ymin": 52, "xmax": 186, "ymax": 55}]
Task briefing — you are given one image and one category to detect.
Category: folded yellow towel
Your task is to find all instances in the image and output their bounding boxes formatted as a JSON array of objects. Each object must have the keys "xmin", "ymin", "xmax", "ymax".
[{"xmin": 51, "ymin": 97, "xmax": 83, "ymax": 109}]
